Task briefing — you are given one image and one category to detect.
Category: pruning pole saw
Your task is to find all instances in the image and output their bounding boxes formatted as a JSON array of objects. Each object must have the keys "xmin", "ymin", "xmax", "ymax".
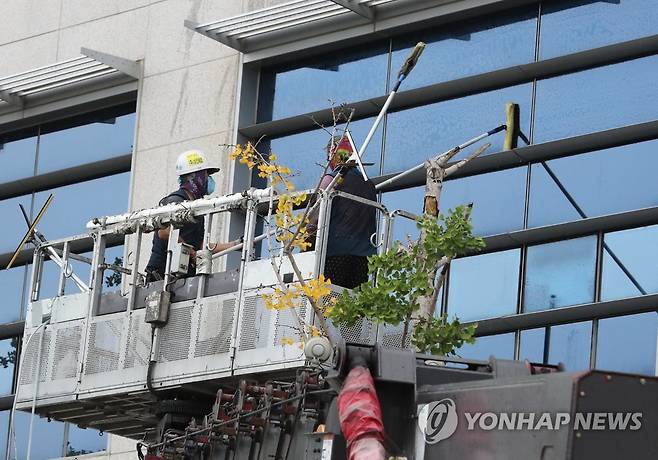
[
  {"xmin": 322, "ymin": 41, "xmax": 427, "ymax": 192},
  {"xmin": 6, "ymin": 194, "xmax": 89, "ymax": 292},
  {"xmin": 375, "ymin": 102, "xmax": 530, "ymax": 190}
]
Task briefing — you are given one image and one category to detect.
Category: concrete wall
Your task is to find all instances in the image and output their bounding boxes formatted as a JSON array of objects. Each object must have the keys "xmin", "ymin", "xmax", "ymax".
[{"xmin": 0, "ymin": 0, "xmax": 289, "ymax": 456}]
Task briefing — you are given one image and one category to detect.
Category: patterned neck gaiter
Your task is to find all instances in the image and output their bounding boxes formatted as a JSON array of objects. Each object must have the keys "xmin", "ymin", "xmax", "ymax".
[
  {"xmin": 328, "ymin": 136, "xmax": 354, "ymax": 169},
  {"xmin": 180, "ymin": 170, "xmax": 208, "ymax": 199}
]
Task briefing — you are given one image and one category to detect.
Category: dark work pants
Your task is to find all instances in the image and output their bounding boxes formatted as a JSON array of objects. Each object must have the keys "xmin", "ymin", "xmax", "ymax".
[{"xmin": 323, "ymin": 255, "xmax": 369, "ymax": 289}]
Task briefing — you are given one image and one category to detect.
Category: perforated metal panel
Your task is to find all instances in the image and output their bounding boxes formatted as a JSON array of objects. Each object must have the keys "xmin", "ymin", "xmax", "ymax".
[
  {"xmin": 19, "ymin": 330, "xmax": 51, "ymax": 385},
  {"xmin": 340, "ymin": 318, "xmax": 377, "ymax": 344},
  {"xmin": 273, "ymin": 303, "xmax": 307, "ymax": 346},
  {"xmin": 158, "ymin": 303, "xmax": 193, "ymax": 362},
  {"xmin": 195, "ymin": 297, "xmax": 235, "ymax": 357},
  {"xmin": 85, "ymin": 318, "xmax": 123, "ymax": 375},
  {"xmin": 378, "ymin": 321, "xmax": 415, "ymax": 349},
  {"xmin": 322, "ymin": 286, "xmax": 378, "ymax": 346},
  {"xmin": 52, "ymin": 325, "xmax": 82, "ymax": 380},
  {"xmin": 124, "ymin": 313, "xmax": 151, "ymax": 369},
  {"xmin": 238, "ymin": 294, "xmax": 271, "ymax": 351}
]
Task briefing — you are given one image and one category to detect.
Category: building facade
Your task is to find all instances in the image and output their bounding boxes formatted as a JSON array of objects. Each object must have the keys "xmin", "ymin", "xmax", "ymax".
[{"xmin": 0, "ymin": 0, "xmax": 657, "ymax": 458}]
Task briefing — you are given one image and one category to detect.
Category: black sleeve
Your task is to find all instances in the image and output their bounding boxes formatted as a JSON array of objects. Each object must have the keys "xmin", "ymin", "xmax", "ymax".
[
  {"xmin": 159, "ymin": 194, "xmax": 185, "ymax": 206},
  {"xmin": 158, "ymin": 192, "xmax": 202, "ymax": 248}
]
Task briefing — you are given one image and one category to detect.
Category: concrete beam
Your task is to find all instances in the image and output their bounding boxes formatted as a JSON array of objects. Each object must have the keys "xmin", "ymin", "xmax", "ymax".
[
  {"xmin": 80, "ymin": 47, "xmax": 141, "ymax": 79},
  {"xmin": 0, "ymin": 90, "xmax": 24, "ymax": 108}
]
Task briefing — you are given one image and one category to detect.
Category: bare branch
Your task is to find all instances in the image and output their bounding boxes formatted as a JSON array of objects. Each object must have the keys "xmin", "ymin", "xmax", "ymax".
[
  {"xmin": 444, "ymin": 143, "xmax": 491, "ymax": 177},
  {"xmin": 437, "ymin": 145, "xmax": 462, "ymax": 166},
  {"xmin": 282, "ymin": 107, "xmax": 356, "ymax": 254},
  {"xmin": 428, "ymin": 261, "xmax": 450, "ymax": 311},
  {"xmin": 286, "ymin": 253, "xmax": 331, "ymax": 338}
]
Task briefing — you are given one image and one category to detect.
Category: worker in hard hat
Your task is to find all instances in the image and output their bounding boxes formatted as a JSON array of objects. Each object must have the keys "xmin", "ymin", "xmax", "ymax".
[
  {"xmin": 307, "ymin": 135, "xmax": 377, "ymax": 288},
  {"xmin": 145, "ymin": 149, "xmax": 240, "ymax": 282}
]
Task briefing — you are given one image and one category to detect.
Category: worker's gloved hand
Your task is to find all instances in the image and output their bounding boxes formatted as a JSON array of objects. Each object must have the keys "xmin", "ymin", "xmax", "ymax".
[{"xmin": 196, "ymin": 249, "xmax": 212, "ymax": 274}]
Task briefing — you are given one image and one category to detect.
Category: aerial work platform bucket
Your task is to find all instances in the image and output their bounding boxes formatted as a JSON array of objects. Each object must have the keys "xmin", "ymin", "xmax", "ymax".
[{"xmin": 14, "ymin": 186, "xmax": 399, "ymax": 438}]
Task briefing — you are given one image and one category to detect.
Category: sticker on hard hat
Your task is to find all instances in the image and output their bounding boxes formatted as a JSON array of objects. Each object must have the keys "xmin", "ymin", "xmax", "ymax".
[{"xmin": 187, "ymin": 152, "xmax": 204, "ymax": 165}]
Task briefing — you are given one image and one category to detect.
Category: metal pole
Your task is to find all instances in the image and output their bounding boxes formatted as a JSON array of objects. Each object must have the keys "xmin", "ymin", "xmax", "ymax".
[
  {"xmin": 126, "ymin": 227, "xmax": 142, "ymax": 312},
  {"xmin": 230, "ymin": 199, "xmax": 258, "ymax": 362},
  {"xmin": 85, "ymin": 189, "xmax": 271, "ymax": 231},
  {"xmin": 149, "ymin": 226, "xmax": 178, "ymax": 363},
  {"xmin": 56, "ymin": 241, "xmax": 70, "ymax": 296},
  {"xmin": 197, "ymin": 213, "xmax": 214, "ymax": 300},
  {"xmin": 211, "ymin": 230, "xmax": 272, "ymax": 260},
  {"xmin": 26, "ymin": 322, "xmax": 47, "ymax": 460},
  {"xmin": 375, "ymin": 125, "xmax": 505, "ymax": 191},
  {"xmin": 41, "ymin": 243, "xmax": 88, "ymax": 292},
  {"xmin": 6, "ymin": 318, "xmax": 48, "ymax": 460},
  {"xmin": 313, "ymin": 192, "xmax": 329, "ymax": 278},
  {"xmin": 352, "ymin": 91, "xmax": 396, "ymax": 180}
]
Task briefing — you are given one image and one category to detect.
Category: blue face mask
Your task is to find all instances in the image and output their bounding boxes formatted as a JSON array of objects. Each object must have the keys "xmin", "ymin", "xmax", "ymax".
[{"xmin": 207, "ymin": 176, "xmax": 216, "ymax": 195}]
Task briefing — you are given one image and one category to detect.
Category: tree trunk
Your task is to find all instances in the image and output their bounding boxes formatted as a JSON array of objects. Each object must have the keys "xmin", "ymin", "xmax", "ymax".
[{"xmin": 416, "ymin": 157, "xmax": 445, "ymax": 320}]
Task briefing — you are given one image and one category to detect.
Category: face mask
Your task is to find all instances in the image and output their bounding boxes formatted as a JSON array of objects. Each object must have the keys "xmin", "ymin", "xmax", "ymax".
[{"xmin": 207, "ymin": 176, "xmax": 216, "ymax": 195}]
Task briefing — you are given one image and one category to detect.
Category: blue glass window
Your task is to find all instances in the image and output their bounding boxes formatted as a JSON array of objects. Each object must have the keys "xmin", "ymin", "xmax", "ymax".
[
  {"xmin": 66, "ymin": 425, "xmax": 106, "ymax": 456},
  {"xmin": 0, "ymin": 194, "xmax": 33, "ymax": 253},
  {"xmin": 382, "ymin": 169, "xmax": 526, "ymax": 245},
  {"xmin": 0, "ymin": 410, "xmax": 8, "ymax": 455},
  {"xmin": 540, "ymin": 0, "xmax": 658, "ymax": 59},
  {"xmin": 518, "ymin": 327, "xmax": 544, "ymax": 363},
  {"xmin": 381, "ymin": 187, "xmax": 423, "ymax": 245},
  {"xmin": 12, "ymin": 410, "xmax": 65, "ymax": 459},
  {"xmin": 456, "ymin": 332, "xmax": 515, "ymax": 360},
  {"xmin": 390, "ymin": 6, "xmax": 537, "ymax": 90},
  {"xmin": 520, "ymin": 321, "xmax": 592, "ymax": 371},
  {"xmin": 258, "ymin": 41, "xmax": 389, "ymax": 121},
  {"xmin": 266, "ymin": 117, "xmax": 383, "ymax": 191},
  {"xmin": 596, "ymin": 312, "xmax": 658, "ymax": 375},
  {"xmin": 39, "ymin": 245, "xmax": 124, "ymax": 300},
  {"xmin": 601, "ymin": 225, "xmax": 658, "ymax": 301},
  {"xmin": 441, "ymin": 167, "xmax": 526, "ymax": 236},
  {"xmin": 546, "ymin": 321, "xmax": 592, "ymax": 371},
  {"xmin": 528, "ymin": 140, "xmax": 658, "ymax": 228},
  {"xmin": 0, "ymin": 337, "xmax": 17, "ymax": 395},
  {"xmin": 0, "ymin": 131, "xmax": 37, "ymax": 183},
  {"xmin": 37, "ymin": 110, "xmax": 135, "ymax": 174},
  {"xmin": 35, "ymin": 172, "xmax": 130, "ymax": 242},
  {"xmin": 447, "ymin": 249, "xmax": 520, "ymax": 322},
  {"xmin": 0, "ymin": 266, "xmax": 27, "ymax": 323},
  {"xmin": 384, "ymin": 83, "xmax": 532, "ymax": 174},
  {"xmin": 524, "ymin": 236, "xmax": 597, "ymax": 312},
  {"xmin": 534, "ymin": 55, "xmax": 658, "ymax": 143}
]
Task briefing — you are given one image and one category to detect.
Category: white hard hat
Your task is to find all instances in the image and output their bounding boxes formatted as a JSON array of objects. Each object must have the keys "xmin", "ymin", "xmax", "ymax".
[{"xmin": 175, "ymin": 150, "xmax": 220, "ymax": 176}]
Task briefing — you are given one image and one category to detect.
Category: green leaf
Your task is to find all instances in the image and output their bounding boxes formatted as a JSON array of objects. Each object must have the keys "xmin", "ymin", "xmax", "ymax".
[{"xmin": 329, "ymin": 203, "xmax": 484, "ymax": 356}]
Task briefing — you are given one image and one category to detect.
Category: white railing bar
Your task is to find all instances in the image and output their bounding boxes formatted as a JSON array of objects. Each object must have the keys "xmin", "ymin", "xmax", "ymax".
[{"xmin": 86, "ymin": 188, "xmax": 272, "ymax": 230}]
